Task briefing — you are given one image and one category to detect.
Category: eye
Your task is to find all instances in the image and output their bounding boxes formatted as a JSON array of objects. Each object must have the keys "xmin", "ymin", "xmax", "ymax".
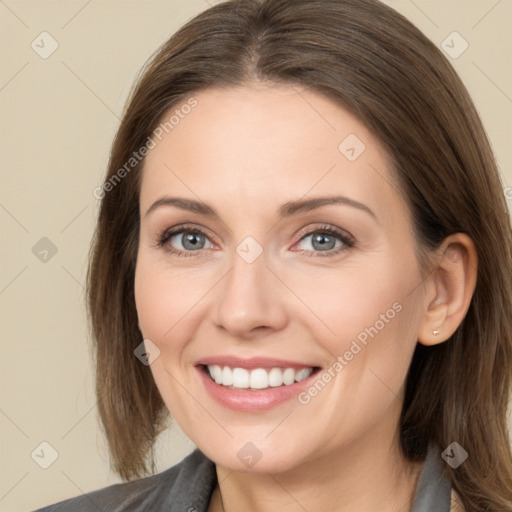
[
  {"xmin": 156, "ymin": 224, "xmax": 355, "ymax": 258},
  {"xmin": 294, "ymin": 225, "xmax": 354, "ymax": 257},
  {"xmin": 157, "ymin": 226, "xmax": 214, "ymax": 256}
]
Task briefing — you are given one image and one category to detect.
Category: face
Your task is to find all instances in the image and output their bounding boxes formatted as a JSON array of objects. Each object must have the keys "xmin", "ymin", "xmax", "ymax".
[{"xmin": 135, "ymin": 84, "xmax": 428, "ymax": 473}]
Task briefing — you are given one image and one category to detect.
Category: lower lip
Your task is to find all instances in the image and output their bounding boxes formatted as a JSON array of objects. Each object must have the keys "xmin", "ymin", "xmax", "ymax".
[{"xmin": 197, "ymin": 366, "xmax": 319, "ymax": 412}]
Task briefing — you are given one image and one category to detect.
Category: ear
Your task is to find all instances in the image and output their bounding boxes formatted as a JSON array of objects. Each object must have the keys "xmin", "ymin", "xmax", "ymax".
[{"xmin": 417, "ymin": 233, "xmax": 477, "ymax": 346}]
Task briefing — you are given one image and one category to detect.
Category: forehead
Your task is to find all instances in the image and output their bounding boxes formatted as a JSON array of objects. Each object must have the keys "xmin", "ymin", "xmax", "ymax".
[{"xmin": 140, "ymin": 85, "xmax": 404, "ymax": 224}]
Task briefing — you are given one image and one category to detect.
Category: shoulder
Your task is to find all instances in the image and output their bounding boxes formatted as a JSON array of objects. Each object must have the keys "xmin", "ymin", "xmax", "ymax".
[{"xmin": 33, "ymin": 449, "xmax": 217, "ymax": 512}]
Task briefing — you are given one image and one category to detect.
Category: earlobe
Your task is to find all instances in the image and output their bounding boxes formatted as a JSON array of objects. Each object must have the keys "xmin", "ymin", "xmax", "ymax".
[{"xmin": 417, "ymin": 233, "xmax": 477, "ymax": 346}]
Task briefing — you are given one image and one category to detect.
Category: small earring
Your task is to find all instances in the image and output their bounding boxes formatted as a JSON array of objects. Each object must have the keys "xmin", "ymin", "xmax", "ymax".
[{"xmin": 432, "ymin": 329, "xmax": 440, "ymax": 336}]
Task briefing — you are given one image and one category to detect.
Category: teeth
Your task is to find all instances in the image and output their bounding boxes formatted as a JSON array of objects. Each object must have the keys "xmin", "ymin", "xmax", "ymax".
[
  {"xmin": 211, "ymin": 365, "xmax": 222, "ymax": 384},
  {"xmin": 232, "ymin": 368, "xmax": 249, "ymax": 389},
  {"xmin": 206, "ymin": 365, "xmax": 313, "ymax": 390},
  {"xmin": 250, "ymin": 368, "xmax": 268, "ymax": 389},
  {"xmin": 268, "ymin": 367, "xmax": 283, "ymax": 387},
  {"xmin": 221, "ymin": 366, "xmax": 233, "ymax": 386},
  {"xmin": 295, "ymin": 368, "xmax": 312, "ymax": 382},
  {"xmin": 283, "ymin": 368, "xmax": 295, "ymax": 385}
]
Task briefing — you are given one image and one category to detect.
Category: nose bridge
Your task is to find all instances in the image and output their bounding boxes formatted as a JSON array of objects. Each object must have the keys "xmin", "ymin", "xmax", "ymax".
[{"xmin": 213, "ymin": 241, "xmax": 288, "ymax": 336}]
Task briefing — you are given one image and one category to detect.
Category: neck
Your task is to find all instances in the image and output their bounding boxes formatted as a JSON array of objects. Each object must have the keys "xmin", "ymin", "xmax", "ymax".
[{"xmin": 208, "ymin": 433, "xmax": 423, "ymax": 512}]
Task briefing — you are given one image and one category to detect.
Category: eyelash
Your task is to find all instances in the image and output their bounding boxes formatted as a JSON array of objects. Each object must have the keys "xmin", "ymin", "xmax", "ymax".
[
  {"xmin": 295, "ymin": 225, "xmax": 355, "ymax": 257},
  {"xmin": 155, "ymin": 224, "xmax": 355, "ymax": 258}
]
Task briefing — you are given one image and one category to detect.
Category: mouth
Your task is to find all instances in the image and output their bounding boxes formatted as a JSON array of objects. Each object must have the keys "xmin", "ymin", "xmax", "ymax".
[
  {"xmin": 202, "ymin": 364, "xmax": 319, "ymax": 390},
  {"xmin": 194, "ymin": 356, "xmax": 322, "ymax": 411}
]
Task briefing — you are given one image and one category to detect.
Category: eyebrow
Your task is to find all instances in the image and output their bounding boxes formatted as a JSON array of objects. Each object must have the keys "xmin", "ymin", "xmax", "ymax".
[{"xmin": 144, "ymin": 195, "xmax": 377, "ymax": 221}]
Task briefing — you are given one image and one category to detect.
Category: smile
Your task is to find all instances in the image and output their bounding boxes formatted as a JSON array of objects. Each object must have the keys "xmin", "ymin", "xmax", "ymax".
[
  {"xmin": 206, "ymin": 365, "xmax": 314, "ymax": 390},
  {"xmin": 195, "ymin": 356, "xmax": 321, "ymax": 411}
]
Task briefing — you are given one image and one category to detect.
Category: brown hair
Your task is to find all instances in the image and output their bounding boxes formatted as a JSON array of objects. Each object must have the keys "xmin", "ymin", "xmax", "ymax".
[{"xmin": 87, "ymin": 0, "xmax": 512, "ymax": 509}]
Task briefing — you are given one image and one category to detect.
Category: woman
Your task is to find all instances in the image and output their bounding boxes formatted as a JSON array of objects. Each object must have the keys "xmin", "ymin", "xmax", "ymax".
[{"xmin": 35, "ymin": 0, "xmax": 512, "ymax": 510}]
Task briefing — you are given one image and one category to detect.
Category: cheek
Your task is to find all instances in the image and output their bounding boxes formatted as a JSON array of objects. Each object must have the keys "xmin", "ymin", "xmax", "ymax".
[
  {"xmin": 134, "ymin": 254, "xmax": 210, "ymax": 342},
  {"xmin": 297, "ymin": 256, "xmax": 423, "ymax": 399},
  {"xmin": 333, "ymin": 284, "xmax": 422, "ymax": 411},
  {"xmin": 298, "ymin": 290, "xmax": 421, "ymax": 445},
  {"xmin": 134, "ymin": 256, "xmax": 204, "ymax": 421},
  {"xmin": 285, "ymin": 257, "xmax": 419, "ymax": 349}
]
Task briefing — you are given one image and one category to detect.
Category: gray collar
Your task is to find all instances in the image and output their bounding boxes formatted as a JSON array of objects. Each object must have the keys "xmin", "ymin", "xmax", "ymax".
[
  {"xmin": 177, "ymin": 443, "xmax": 452, "ymax": 512},
  {"xmin": 410, "ymin": 444, "xmax": 452, "ymax": 512}
]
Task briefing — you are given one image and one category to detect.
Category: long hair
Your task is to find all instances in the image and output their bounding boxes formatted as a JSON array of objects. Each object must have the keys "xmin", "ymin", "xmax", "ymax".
[{"xmin": 86, "ymin": 1, "xmax": 512, "ymax": 510}]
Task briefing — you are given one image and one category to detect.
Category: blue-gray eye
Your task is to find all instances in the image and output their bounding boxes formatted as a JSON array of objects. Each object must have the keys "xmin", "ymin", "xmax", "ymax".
[
  {"xmin": 298, "ymin": 232, "xmax": 342, "ymax": 252},
  {"xmin": 169, "ymin": 231, "xmax": 213, "ymax": 251}
]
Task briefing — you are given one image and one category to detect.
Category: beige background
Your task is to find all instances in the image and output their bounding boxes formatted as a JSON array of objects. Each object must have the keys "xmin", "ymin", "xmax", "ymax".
[{"xmin": 1, "ymin": 1, "xmax": 511, "ymax": 510}]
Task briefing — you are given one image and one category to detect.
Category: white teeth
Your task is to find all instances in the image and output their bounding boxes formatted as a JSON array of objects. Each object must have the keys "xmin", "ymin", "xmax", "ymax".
[
  {"xmin": 295, "ymin": 368, "xmax": 312, "ymax": 382},
  {"xmin": 211, "ymin": 365, "xmax": 222, "ymax": 384},
  {"xmin": 206, "ymin": 365, "xmax": 313, "ymax": 390},
  {"xmin": 249, "ymin": 368, "xmax": 268, "ymax": 389},
  {"xmin": 232, "ymin": 368, "xmax": 249, "ymax": 389},
  {"xmin": 268, "ymin": 367, "xmax": 283, "ymax": 387},
  {"xmin": 283, "ymin": 368, "xmax": 295, "ymax": 385},
  {"xmin": 221, "ymin": 366, "xmax": 233, "ymax": 386}
]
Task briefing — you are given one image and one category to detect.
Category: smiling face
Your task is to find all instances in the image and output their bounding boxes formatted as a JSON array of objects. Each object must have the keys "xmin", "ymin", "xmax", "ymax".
[{"xmin": 134, "ymin": 84, "xmax": 429, "ymax": 473}]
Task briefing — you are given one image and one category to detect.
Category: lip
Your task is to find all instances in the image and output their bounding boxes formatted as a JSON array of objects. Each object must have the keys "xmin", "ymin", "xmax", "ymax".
[
  {"xmin": 195, "ymin": 356, "xmax": 316, "ymax": 370},
  {"xmin": 195, "ymin": 361, "xmax": 320, "ymax": 412}
]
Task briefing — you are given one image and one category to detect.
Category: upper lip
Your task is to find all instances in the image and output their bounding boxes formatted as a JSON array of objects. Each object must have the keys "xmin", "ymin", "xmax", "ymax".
[{"xmin": 195, "ymin": 356, "xmax": 318, "ymax": 370}]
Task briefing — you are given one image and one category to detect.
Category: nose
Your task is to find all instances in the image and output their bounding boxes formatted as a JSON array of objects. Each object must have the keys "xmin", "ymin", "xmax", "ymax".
[{"xmin": 213, "ymin": 250, "xmax": 289, "ymax": 340}]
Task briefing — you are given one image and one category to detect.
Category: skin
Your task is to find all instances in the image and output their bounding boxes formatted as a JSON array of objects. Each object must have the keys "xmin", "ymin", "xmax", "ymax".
[{"xmin": 134, "ymin": 84, "xmax": 477, "ymax": 512}]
